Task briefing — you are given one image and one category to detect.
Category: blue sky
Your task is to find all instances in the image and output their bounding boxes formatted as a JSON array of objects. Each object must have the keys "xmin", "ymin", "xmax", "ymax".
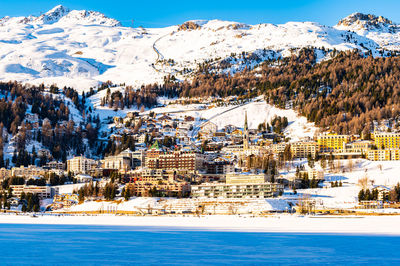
[{"xmin": 1, "ymin": 0, "xmax": 400, "ymax": 27}]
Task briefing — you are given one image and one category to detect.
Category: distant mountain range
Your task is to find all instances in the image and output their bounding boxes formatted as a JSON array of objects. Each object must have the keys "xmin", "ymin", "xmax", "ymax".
[{"xmin": 1, "ymin": 5, "xmax": 400, "ymax": 89}]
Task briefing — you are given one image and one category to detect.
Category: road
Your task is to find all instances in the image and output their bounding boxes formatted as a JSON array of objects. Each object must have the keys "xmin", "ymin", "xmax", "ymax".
[{"xmin": 151, "ymin": 32, "xmax": 179, "ymax": 75}]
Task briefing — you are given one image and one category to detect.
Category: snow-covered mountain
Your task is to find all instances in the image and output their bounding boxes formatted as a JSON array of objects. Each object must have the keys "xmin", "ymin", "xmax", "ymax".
[
  {"xmin": 335, "ymin": 13, "xmax": 400, "ymax": 51},
  {"xmin": 0, "ymin": 5, "xmax": 400, "ymax": 90},
  {"xmin": 336, "ymin": 13, "xmax": 397, "ymax": 33}
]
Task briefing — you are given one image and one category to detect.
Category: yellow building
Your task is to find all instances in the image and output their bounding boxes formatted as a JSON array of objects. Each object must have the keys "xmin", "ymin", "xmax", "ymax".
[
  {"xmin": 317, "ymin": 133, "xmax": 350, "ymax": 152},
  {"xmin": 391, "ymin": 149, "xmax": 400, "ymax": 160},
  {"xmin": 373, "ymin": 132, "xmax": 400, "ymax": 149}
]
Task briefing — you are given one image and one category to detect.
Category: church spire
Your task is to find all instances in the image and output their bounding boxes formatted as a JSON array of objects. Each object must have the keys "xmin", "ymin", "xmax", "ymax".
[
  {"xmin": 244, "ymin": 111, "xmax": 248, "ymax": 131},
  {"xmin": 243, "ymin": 111, "xmax": 249, "ymax": 150}
]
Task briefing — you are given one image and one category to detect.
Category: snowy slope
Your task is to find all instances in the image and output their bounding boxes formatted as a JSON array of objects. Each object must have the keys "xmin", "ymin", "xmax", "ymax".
[
  {"xmin": 0, "ymin": 6, "xmax": 398, "ymax": 89},
  {"xmin": 138, "ymin": 98, "xmax": 317, "ymax": 141},
  {"xmin": 285, "ymin": 159, "xmax": 400, "ymax": 209}
]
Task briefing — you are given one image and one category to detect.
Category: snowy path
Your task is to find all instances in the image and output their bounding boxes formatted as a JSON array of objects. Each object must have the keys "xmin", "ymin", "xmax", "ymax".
[{"xmin": 152, "ymin": 32, "xmax": 178, "ymax": 75}]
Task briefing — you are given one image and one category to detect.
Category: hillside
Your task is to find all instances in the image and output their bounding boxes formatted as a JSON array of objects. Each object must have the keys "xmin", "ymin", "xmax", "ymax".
[
  {"xmin": 2, "ymin": 6, "xmax": 400, "ymax": 164},
  {"xmin": 1, "ymin": 5, "xmax": 400, "ymax": 89}
]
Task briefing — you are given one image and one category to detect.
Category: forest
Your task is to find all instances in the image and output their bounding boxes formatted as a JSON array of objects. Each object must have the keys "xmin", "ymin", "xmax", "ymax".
[
  {"xmin": 0, "ymin": 82, "xmax": 100, "ymax": 167},
  {"xmin": 160, "ymin": 48, "xmax": 400, "ymax": 134}
]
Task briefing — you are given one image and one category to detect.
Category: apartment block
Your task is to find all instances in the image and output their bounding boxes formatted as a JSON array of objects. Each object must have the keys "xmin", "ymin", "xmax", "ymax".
[
  {"xmin": 191, "ymin": 182, "xmax": 283, "ymax": 199},
  {"xmin": 10, "ymin": 185, "xmax": 54, "ymax": 199},
  {"xmin": 67, "ymin": 156, "xmax": 97, "ymax": 174},
  {"xmin": 373, "ymin": 132, "xmax": 400, "ymax": 149},
  {"xmin": 11, "ymin": 165, "xmax": 45, "ymax": 178},
  {"xmin": 317, "ymin": 133, "xmax": 351, "ymax": 152},
  {"xmin": 290, "ymin": 141, "xmax": 318, "ymax": 159},
  {"xmin": 367, "ymin": 149, "xmax": 400, "ymax": 161}
]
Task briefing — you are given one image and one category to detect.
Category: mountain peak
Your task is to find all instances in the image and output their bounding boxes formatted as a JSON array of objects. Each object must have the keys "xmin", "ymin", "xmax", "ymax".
[
  {"xmin": 23, "ymin": 5, "xmax": 120, "ymax": 26},
  {"xmin": 47, "ymin": 4, "xmax": 69, "ymax": 14},
  {"xmin": 37, "ymin": 5, "xmax": 71, "ymax": 24},
  {"xmin": 336, "ymin": 13, "xmax": 395, "ymax": 32}
]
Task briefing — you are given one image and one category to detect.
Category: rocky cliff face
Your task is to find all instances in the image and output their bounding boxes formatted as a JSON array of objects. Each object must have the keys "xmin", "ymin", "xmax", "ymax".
[{"xmin": 336, "ymin": 13, "xmax": 398, "ymax": 33}]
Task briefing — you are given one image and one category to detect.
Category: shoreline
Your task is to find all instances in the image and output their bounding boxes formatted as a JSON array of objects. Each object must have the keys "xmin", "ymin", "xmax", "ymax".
[{"xmin": 1, "ymin": 213, "xmax": 400, "ymax": 235}]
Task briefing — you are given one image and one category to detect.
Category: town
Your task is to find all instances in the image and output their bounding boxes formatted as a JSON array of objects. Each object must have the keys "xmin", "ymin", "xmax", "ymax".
[{"xmin": 1, "ymin": 100, "xmax": 400, "ymax": 216}]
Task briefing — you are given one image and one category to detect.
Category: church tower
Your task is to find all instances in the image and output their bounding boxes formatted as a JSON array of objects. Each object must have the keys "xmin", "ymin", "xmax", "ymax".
[{"xmin": 243, "ymin": 111, "xmax": 249, "ymax": 151}]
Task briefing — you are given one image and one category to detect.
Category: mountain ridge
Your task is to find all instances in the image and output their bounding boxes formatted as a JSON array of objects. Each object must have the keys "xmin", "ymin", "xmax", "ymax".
[
  {"xmin": 0, "ymin": 5, "xmax": 121, "ymax": 27},
  {"xmin": 0, "ymin": 5, "xmax": 399, "ymax": 89}
]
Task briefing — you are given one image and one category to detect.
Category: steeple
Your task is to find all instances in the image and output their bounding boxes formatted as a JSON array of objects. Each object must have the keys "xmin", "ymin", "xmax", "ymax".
[
  {"xmin": 244, "ymin": 111, "xmax": 248, "ymax": 131},
  {"xmin": 243, "ymin": 111, "xmax": 249, "ymax": 150},
  {"xmin": 150, "ymin": 140, "xmax": 163, "ymax": 151}
]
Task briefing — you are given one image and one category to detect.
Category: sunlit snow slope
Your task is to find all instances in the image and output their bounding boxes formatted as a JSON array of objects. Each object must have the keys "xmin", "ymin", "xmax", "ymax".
[{"xmin": 0, "ymin": 6, "xmax": 399, "ymax": 89}]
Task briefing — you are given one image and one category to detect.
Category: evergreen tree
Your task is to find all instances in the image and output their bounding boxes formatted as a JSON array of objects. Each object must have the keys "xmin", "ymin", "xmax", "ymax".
[{"xmin": 358, "ymin": 189, "xmax": 365, "ymax": 201}]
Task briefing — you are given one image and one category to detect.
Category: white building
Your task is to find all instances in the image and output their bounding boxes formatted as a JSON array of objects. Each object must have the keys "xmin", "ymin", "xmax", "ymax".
[
  {"xmin": 103, "ymin": 155, "xmax": 131, "ymax": 171},
  {"xmin": 67, "ymin": 156, "xmax": 97, "ymax": 174},
  {"xmin": 191, "ymin": 182, "xmax": 283, "ymax": 199},
  {"xmin": 10, "ymin": 185, "xmax": 54, "ymax": 199},
  {"xmin": 75, "ymin": 174, "xmax": 93, "ymax": 183},
  {"xmin": 11, "ymin": 165, "xmax": 45, "ymax": 179}
]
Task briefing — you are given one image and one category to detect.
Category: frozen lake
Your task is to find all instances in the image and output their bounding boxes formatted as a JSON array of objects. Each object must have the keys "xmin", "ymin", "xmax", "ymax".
[{"xmin": 0, "ymin": 223, "xmax": 399, "ymax": 265}]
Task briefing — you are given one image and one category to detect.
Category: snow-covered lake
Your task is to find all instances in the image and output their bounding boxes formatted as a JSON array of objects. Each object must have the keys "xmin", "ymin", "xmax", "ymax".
[{"xmin": 0, "ymin": 223, "xmax": 399, "ymax": 264}]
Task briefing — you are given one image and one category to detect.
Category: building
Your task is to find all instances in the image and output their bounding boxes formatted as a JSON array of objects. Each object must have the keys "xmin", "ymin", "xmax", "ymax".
[
  {"xmin": 52, "ymin": 194, "xmax": 79, "ymax": 209},
  {"xmin": 373, "ymin": 185, "xmax": 391, "ymax": 201},
  {"xmin": 346, "ymin": 140, "xmax": 372, "ymax": 154},
  {"xmin": 317, "ymin": 133, "xmax": 351, "ymax": 152},
  {"xmin": 10, "ymin": 185, "xmax": 54, "ymax": 199},
  {"xmin": 373, "ymin": 132, "xmax": 400, "ymax": 149},
  {"xmin": 300, "ymin": 167, "xmax": 324, "ymax": 180},
  {"xmin": 126, "ymin": 168, "xmax": 190, "ymax": 197},
  {"xmin": 221, "ymin": 144, "xmax": 244, "ymax": 156},
  {"xmin": 45, "ymin": 161, "xmax": 65, "ymax": 170},
  {"xmin": 133, "ymin": 168, "xmax": 173, "ymax": 183},
  {"xmin": 145, "ymin": 142, "xmax": 204, "ymax": 172},
  {"xmin": 137, "ymin": 134, "xmax": 146, "ymax": 144},
  {"xmin": 191, "ymin": 182, "xmax": 283, "ymax": 199},
  {"xmin": 240, "ymin": 112, "xmax": 267, "ymax": 156},
  {"xmin": 199, "ymin": 121, "xmax": 218, "ymax": 135},
  {"xmin": 120, "ymin": 149, "xmax": 146, "ymax": 168},
  {"xmin": 129, "ymin": 181, "xmax": 191, "ymax": 197},
  {"xmin": 146, "ymin": 150, "xmax": 203, "ymax": 172},
  {"xmin": 53, "ymin": 193, "xmax": 79, "ymax": 203},
  {"xmin": 290, "ymin": 141, "xmax": 318, "ymax": 159},
  {"xmin": 225, "ymin": 172, "xmax": 271, "ymax": 184},
  {"xmin": 103, "ymin": 155, "xmax": 131, "ymax": 171},
  {"xmin": 11, "ymin": 165, "xmax": 45, "ymax": 179},
  {"xmin": 367, "ymin": 149, "xmax": 400, "ymax": 161},
  {"xmin": 67, "ymin": 156, "xmax": 97, "ymax": 174},
  {"xmin": 243, "ymin": 111, "xmax": 250, "ymax": 151},
  {"xmin": 272, "ymin": 143, "xmax": 287, "ymax": 155},
  {"xmin": 0, "ymin": 168, "xmax": 11, "ymax": 180},
  {"xmin": 192, "ymin": 170, "xmax": 282, "ymax": 199},
  {"xmin": 204, "ymin": 158, "xmax": 235, "ymax": 175},
  {"xmin": 74, "ymin": 174, "xmax": 93, "ymax": 183}
]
